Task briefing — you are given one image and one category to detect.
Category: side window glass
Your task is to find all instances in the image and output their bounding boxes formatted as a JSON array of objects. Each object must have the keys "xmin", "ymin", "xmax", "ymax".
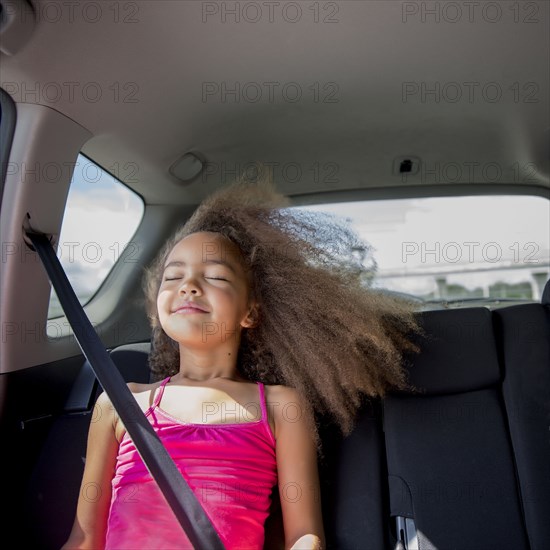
[
  {"xmin": 299, "ymin": 196, "xmax": 549, "ymax": 303},
  {"xmin": 47, "ymin": 154, "xmax": 144, "ymax": 319}
]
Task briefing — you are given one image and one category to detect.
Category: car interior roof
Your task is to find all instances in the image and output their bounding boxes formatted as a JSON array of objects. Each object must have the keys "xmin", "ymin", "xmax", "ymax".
[{"xmin": 1, "ymin": 0, "xmax": 548, "ymax": 204}]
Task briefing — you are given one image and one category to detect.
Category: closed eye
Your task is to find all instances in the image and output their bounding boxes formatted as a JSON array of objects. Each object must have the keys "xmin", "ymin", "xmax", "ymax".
[{"xmin": 163, "ymin": 275, "xmax": 229, "ymax": 282}]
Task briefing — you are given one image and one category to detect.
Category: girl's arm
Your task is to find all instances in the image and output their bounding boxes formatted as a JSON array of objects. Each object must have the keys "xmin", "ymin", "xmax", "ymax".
[
  {"xmin": 60, "ymin": 390, "xmax": 120, "ymax": 550},
  {"xmin": 270, "ymin": 385, "xmax": 325, "ymax": 550}
]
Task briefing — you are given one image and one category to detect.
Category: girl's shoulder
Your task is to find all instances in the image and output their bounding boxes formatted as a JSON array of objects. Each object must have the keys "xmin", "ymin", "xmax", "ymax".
[
  {"xmin": 95, "ymin": 380, "xmax": 161, "ymax": 411},
  {"xmin": 263, "ymin": 383, "xmax": 301, "ymax": 404},
  {"xmin": 126, "ymin": 379, "xmax": 162, "ymax": 394},
  {"xmin": 126, "ymin": 379, "xmax": 165, "ymax": 407},
  {"xmin": 112, "ymin": 380, "xmax": 165, "ymax": 442},
  {"xmin": 263, "ymin": 383, "xmax": 308, "ymax": 439}
]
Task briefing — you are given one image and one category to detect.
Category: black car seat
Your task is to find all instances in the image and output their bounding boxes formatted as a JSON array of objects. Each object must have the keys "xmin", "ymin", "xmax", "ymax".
[
  {"xmin": 381, "ymin": 278, "xmax": 550, "ymax": 550},
  {"xmin": 493, "ymin": 278, "xmax": 550, "ymax": 550}
]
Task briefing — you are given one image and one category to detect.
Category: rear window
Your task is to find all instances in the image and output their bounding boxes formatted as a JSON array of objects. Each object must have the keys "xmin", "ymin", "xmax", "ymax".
[
  {"xmin": 47, "ymin": 154, "xmax": 144, "ymax": 319},
  {"xmin": 299, "ymin": 195, "xmax": 549, "ymax": 304}
]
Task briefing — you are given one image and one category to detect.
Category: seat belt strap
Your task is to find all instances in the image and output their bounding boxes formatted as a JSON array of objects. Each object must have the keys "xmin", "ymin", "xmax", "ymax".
[{"xmin": 28, "ymin": 231, "xmax": 226, "ymax": 550}]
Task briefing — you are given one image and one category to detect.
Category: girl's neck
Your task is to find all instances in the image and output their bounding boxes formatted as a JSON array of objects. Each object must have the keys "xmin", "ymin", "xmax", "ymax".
[
  {"xmin": 175, "ymin": 345, "xmax": 243, "ymax": 382},
  {"xmin": 171, "ymin": 372, "xmax": 247, "ymax": 384}
]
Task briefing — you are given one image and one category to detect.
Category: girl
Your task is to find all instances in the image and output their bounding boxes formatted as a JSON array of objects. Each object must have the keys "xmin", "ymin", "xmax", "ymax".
[{"xmin": 62, "ymin": 169, "xmax": 421, "ymax": 550}]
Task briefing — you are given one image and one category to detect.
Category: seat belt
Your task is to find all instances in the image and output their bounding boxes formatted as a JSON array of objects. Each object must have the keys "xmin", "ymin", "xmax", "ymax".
[{"xmin": 27, "ymin": 231, "xmax": 226, "ymax": 550}]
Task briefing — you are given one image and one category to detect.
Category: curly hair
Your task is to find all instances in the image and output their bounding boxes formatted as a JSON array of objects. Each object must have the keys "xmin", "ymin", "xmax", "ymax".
[{"xmin": 143, "ymin": 166, "xmax": 423, "ymax": 447}]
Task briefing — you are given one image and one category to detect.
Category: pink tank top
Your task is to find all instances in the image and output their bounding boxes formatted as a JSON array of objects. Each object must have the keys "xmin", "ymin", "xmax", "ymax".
[{"xmin": 104, "ymin": 377, "xmax": 277, "ymax": 550}]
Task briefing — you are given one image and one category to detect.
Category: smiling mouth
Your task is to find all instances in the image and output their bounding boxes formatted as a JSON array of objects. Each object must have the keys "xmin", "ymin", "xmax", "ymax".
[{"xmin": 172, "ymin": 306, "xmax": 209, "ymax": 315}]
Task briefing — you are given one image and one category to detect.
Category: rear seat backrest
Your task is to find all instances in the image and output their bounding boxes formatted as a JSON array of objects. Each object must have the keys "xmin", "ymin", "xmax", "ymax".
[
  {"xmin": 383, "ymin": 308, "xmax": 530, "ymax": 549},
  {"xmin": 494, "ymin": 279, "xmax": 550, "ymax": 550},
  {"xmin": 319, "ymin": 399, "xmax": 389, "ymax": 549}
]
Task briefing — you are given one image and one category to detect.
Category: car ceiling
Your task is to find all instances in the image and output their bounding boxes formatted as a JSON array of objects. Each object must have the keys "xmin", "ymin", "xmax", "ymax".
[{"xmin": 2, "ymin": 0, "xmax": 549, "ymax": 204}]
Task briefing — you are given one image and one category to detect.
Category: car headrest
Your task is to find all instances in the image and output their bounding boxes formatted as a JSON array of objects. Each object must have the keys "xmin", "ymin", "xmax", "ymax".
[
  {"xmin": 402, "ymin": 308, "xmax": 501, "ymax": 395},
  {"xmin": 110, "ymin": 342, "xmax": 152, "ymax": 383}
]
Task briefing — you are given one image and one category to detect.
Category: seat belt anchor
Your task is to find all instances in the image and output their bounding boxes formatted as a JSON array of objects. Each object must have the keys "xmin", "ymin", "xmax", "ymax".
[
  {"xmin": 22, "ymin": 212, "xmax": 56, "ymax": 252},
  {"xmin": 395, "ymin": 516, "xmax": 418, "ymax": 550}
]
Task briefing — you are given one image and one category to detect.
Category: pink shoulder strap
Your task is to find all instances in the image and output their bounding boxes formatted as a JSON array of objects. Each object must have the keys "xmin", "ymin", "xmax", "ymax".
[
  {"xmin": 152, "ymin": 376, "xmax": 171, "ymax": 408},
  {"xmin": 257, "ymin": 382, "xmax": 269, "ymax": 423}
]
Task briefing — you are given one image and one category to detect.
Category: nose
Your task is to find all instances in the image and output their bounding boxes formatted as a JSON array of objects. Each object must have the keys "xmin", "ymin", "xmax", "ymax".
[{"xmin": 178, "ymin": 275, "xmax": 202, "ymax": 296}]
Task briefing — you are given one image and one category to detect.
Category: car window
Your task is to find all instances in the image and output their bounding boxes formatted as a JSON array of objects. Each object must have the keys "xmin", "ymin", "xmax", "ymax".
[
  {"xmin": 299, "ymin": 195, "xmax": 549, "ymax": 303},
  {"xmin": 47, "ymin": 154, "xmax": 144, "ymax": 319}
]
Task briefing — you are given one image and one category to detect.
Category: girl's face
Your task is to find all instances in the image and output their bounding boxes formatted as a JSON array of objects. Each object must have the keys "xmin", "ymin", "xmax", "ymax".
[{"xmin": 157, "ymin": 232, "xmax": 255, "ymax": 347}]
